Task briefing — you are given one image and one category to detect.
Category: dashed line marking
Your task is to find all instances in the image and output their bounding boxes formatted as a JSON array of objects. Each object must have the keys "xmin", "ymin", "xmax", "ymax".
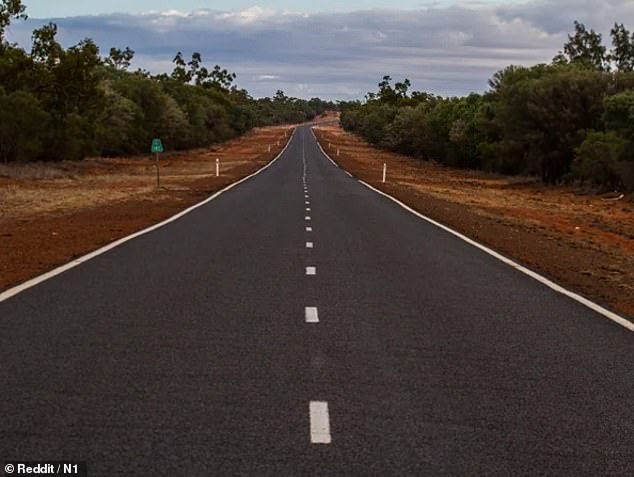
[
  {"xmin": 305, "ymin": 216, "xmax": 311, "ymax": 221},
  {"xmin": 305, "ymin": 201, "xmax": 310, "ymax": 205},
  {"xmin": 306, "ymin": 227, "xmax": 313, "ymax": 232},
  {"xmin": 306, "ymin": 208, "xmax": 311, "ymax": 212},
  {"xmin": 306, "ymin": 267, "xmax": 316, "ymax": 276},
  {"xmin": 305, "ymin": 307, "xmax": 319, "ymax": 323},
  {"xmin": 306, "ymin": 242, "xmax": 314, "ymax": 248},
  {"xmin": 310, "ymin": 401, "xmax": 331, "ymax": 444}
]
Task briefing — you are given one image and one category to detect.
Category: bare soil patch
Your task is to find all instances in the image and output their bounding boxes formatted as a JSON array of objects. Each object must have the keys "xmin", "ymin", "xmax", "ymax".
[
  {"xmin": 315, "ymin": 123, "xmax": 634, "ymax": 320},
  {"xmin": 0, "ymin": 127, "xmax": 292, "ymax": 291}
]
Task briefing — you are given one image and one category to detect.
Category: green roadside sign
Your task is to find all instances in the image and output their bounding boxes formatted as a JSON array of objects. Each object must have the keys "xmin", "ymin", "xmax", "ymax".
[
  {"xmin": 151, "ymin": 139, "xmax": 164, "ymax": 188},
  {"xmin": 151, "ymin": 138, "xmax": 164, "ymax": 154}
]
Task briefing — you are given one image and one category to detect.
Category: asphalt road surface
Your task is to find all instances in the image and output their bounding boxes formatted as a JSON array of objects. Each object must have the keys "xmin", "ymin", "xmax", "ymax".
[{"xmin": 2, "ymin": 126, "xmax": 633, "ymax": 476}]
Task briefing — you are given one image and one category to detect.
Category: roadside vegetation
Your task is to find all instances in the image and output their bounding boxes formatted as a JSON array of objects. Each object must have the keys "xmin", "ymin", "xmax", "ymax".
[
  {"xmin": 340, "ymin": 21, "xmax": 634, "ymax": 192},
  {"xmin": 0, "ymin": 1, "xmax": 335, "ymax": 164}
]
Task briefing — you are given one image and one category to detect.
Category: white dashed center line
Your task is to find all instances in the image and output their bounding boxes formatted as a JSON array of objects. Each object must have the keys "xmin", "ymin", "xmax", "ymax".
[
  {"xmin": 306, "ymin": 267, "xmax": 316, "ymax": 275},
  {"xmin": 305, "ymin": 216, "xmax": 311, "ymax": 221},
  {"xmin": 306, "ymin": 242, "xmax": 314, "ymax": 248},
  {"xmin": 306, "ymin": 227, "xmax": 313, "ymax": 232},
  {"xmin": 306, "ymin": 208, "xmax": 311, "ymax": 212},
  {"xmin": 305, "ymin": 307, "xmax": 319, "ymax": 323},
  {"xmin": 310, "ymin": 401, "xmax": 331, "ymax": 444}
]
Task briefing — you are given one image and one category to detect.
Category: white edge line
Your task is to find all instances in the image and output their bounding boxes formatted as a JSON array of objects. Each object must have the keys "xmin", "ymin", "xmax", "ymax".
[
  {"xmin": 313, "ymin": 135, "xmax": 634, "ymax": 333},
  {"xmin": 0, "ymin": 128, "xmax": 298, "ymax": 304},
  {"xmin": 309, "ymin": 401, "xmax": 331, "ymax": 444},
  {"xmin": 313, "ymin": 128, "xmax": 340, "ymax": 168}
]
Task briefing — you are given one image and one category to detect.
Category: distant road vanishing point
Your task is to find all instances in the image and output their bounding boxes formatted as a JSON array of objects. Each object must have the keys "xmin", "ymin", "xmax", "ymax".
[{"xmin": 1, "ymin": 125, "xmax": 633, "ymax": 476}]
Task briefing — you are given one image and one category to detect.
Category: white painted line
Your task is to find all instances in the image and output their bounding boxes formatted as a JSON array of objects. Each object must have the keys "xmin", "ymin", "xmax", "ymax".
[
  {"xmin": 306, "ymin": 227, "xmax": 313, "ymax": 232},
  {"xmin": 315, "ymin": 138, "xmax": 340, "ymax": 168},
  {"xmin": 314, "ymin": 135, "xmax": 634, "ymax": 332},
  {"xmin": 310, "ymin": 401, "xmax": 331, "ymax": 444},
  {"xmin": 345, "ymin": 171, "xmax": 353, "ymax": 178},
  {"xmin": 306, "ymin": 242, "xmax": 314, "ymax": 248},
  {"xmin": 305, "ymin": 201, "xmax": 310, "ymax": 205},
  {"xmin": 305, "ymin": 216, "xmax": 311, "ymax": 221},
  {"xmin": 306, "ymin": 267, "xmax": 316, "ymax": 276},
  {"xmin": 305, "ymin": 307, "xmax": 319, "ymax": 323},
  {"xmin": 306, "ymin": 208, "xmax": 311, "ymax": 212},
  {"xmin": 0, "ymin": 128, "xmax": 298, "ymax": 304}
]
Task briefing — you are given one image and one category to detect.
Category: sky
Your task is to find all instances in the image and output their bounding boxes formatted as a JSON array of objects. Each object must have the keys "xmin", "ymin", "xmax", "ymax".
[
  {"xmin": 21, "ymin": 1, "xmax": 508, "ymax": 17},
  {"xmin": 6, "ymin": 1, "xmax": 634, "ymax": 100}
]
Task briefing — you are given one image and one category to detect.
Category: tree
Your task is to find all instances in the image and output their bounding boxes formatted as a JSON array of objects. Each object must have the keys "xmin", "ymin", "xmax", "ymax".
[
  {"xmin": 0, "ymin": 89, "xmax": 49, "ymax": 162},
  {"xmin": 31, "ymin": 22, "xmax": 63, "ymax": 66},
  {"xmin": 95, "ymin": 83, "xmax": 141, "ymax": 155},
  {"xmin": 394, "ymin": 78, "xmax": 411, "ymax": 99},
  {"xmin": 610, "ymin": 23, "xmax": 634, "ymax": 72},
  {"xmin": 171, "ymin": 51, "xmax": 190, "ymax": 83},
  {"xmin": 106, "ymin": 47, "xmax": 134, "ymax": 71},
  {"xmin": 0, "ymin": 0, "xmax": 26, "ymax": 44},
  {"xmin": 157, "ymin": 94, "xmax": 189, "ymax": 149},
  {"xmin": 188, "ymin": 52, "xmax": 209, "ymax": 85},
  {"xmin": 573, "ymin": 131, "xmax": 627, "ymax": 189},
  {"xmin": 208, "ymin": 65, "xmax": 236, "ymax": 90},
  {"xmin": 556, "ymin": 21, "xmax": 607, "ymax": 71},
  {"xmin": 603, "ymin": 90, "xmax": 634, "ymax": 133}
]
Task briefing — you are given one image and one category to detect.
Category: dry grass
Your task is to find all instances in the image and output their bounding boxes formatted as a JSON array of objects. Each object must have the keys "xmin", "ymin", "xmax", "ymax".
[
  {"xmin": 0, "ymin": 162, "xmax": 81, "ymax": 181},
  {"xmin": 0, "ymin": 126, "xmax": 291, "ymax": 220}
]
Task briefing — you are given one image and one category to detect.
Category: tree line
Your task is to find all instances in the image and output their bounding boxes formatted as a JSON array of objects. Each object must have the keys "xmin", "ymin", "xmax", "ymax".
[
  {"xmin": 341, "ymin": 22, "xmax": 634, "ymax": 191},
  {"xmin": 0, "ymin": 1, "xmax": 335, "ymax": 163}
]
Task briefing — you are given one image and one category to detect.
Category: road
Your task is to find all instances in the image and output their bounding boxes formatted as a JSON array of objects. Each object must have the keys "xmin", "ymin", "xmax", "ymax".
[{"xmin": 1, "ymin": 125, "xmax": 633, "ymax": 476}]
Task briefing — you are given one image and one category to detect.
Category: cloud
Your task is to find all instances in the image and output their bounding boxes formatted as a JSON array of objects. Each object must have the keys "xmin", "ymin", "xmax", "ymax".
[
  {"xmin": 255, "ymin": 74, "xmax": 282, "ymax": 81},
  {"xmin": 5, "ymin": 1, "xmax": 634, "ymax": 99}
]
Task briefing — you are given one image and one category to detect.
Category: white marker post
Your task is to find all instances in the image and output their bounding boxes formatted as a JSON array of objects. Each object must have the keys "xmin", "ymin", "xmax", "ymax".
[
  {"xmin": 382, "ymin": 162, "xmax": 387, "ymax": 183},
  {"xmin": 268, "ymin": 145, "xmax": 272, "ymax": 153},
  {"xmin": 216, "ymin": 158, "xmax": 220, "ymax": 177},
  {"xmin": 337, "ymin": 148, "xmax": 340, "ymax": 157}
]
